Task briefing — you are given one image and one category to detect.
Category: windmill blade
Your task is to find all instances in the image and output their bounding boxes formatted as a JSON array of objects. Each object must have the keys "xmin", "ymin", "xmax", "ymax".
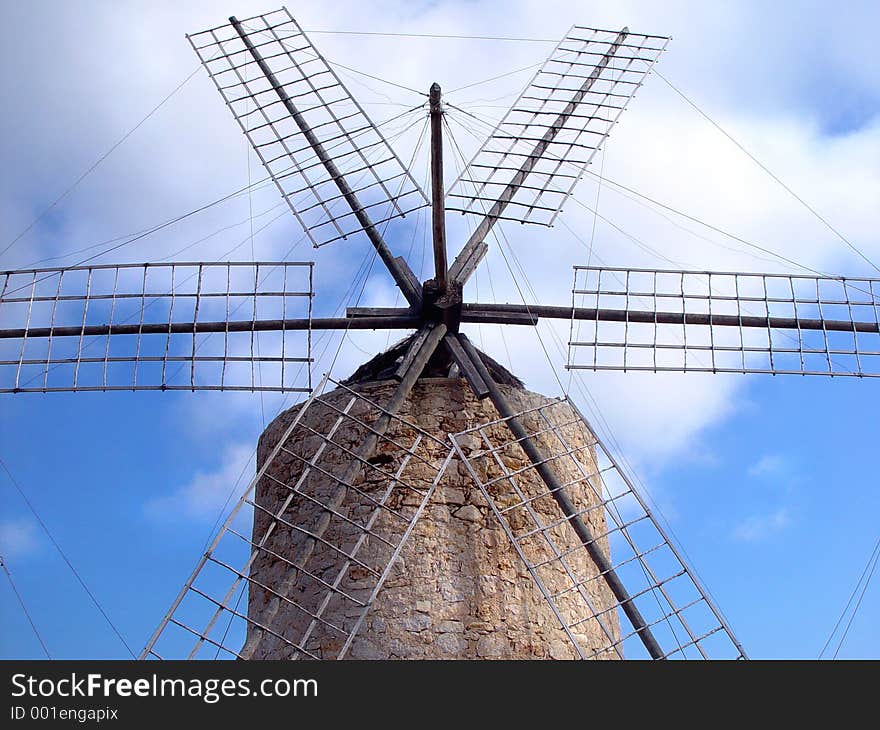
[
  {"xmin": 447, "ymin": 26, "xmax": 668, "ymax": 285},
  {"xmin": 450, "ymin": 395, "xmax": 746, "ymax": 660},
  {"xmin": 141, "ymin": 364, "xmax": 454, "ymax": 660},
  {"xmin": 567, "ymin": 266, "xmax": 880, "ymax": 377},
  {"xmin": 188, "ymin": 8, "xmax": 427, "ymax": 305},
  {"xmin": 0, "ymin": 261, "xmax": 314, "ymax": 392}
]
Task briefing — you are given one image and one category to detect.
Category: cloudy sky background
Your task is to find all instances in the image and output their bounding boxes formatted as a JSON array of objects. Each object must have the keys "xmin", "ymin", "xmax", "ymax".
[{"xmin": 1, "ymin": 0, "xmax": 878, "ymax": 659}]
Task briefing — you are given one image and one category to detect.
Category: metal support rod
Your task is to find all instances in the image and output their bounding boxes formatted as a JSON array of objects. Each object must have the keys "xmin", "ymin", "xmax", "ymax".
[
  {"xmin": 448, "ymin": 28, "xmax": 629, "ymax": 286},
  {"xmin": 229, "ymin": 16, "xmax": 422, "ymax": 307},
  {"xmin": 457, "ymin": 333, "xmax": 664, "ymax": 659},
  {"xmin": 240, "ymin": 323, "xmax": 446, "ymax": 659},
  {"xmin": 429, "ymin": 83, "xmax": 448, "ymax": 293}
]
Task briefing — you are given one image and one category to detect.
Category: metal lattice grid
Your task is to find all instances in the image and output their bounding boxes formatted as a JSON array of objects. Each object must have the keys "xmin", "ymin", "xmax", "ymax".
[
  {"xmin": 142, "ymin": 375, "xmax": 454, "ymax": 660},
  {"xmin": 450, "ymin": 397, "xmax": 745, "ymax": 660},
  {"xmin": 567, "ymin": 266, "xmax": 880, "ymax": 377},
  {"xmin": 0, "ymin": 261, "xmax": 313, "ymax": 392},
  {"xmin": 446, "ymin": 26, "xmax": 667, "ymax": 227},
  {"xmin": 188, "ymin": 7, "xmax": 429, "ymax": 248}
]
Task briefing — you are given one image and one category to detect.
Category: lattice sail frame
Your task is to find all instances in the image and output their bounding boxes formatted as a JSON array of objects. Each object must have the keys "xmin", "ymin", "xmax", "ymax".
[
  {"xmin": 567, "ymin": 266, "xmax": 880, "ymax": 377},
  {"xmin": 188, "ymin": 7, "xmax": 429, "ymax": 248},
  {"xmin": 142, "ymin": 375, "xmax": 454, "ymax": 660},
  {"xmin": 446, "ymin": 26, "xmax": 668, "ymax": 226},
  {"xmin": 0, "ymin": 261, "xmax": 313, "ymax": 392},
  {"xmin": 450, "ymin": 398, "xmax": 745, "ymax": 660}
]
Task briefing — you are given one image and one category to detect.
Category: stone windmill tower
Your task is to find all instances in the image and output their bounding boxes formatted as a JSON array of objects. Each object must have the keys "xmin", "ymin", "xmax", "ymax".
[{"xmin": 5, "ymin": 7, "xmax": 877, "ymax": 660}]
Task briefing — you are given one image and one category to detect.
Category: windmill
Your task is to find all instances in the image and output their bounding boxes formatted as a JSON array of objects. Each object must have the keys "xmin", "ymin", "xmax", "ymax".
[{"xmin": 2, "ymin": 7, "xmax": 877, "ymax": 660}]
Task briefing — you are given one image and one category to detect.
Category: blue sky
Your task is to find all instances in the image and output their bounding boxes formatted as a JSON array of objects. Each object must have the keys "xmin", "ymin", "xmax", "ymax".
[{"xmin": 1, "ymin": 0, "xmax": 878, "ymax": 659}]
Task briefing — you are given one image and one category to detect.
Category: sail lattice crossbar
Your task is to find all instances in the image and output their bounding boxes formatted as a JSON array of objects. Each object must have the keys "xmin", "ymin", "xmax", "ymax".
[
  {"xmin": 450, "ymin": 398, "xmax": 746, "ymax": 660},
  {"xmin": 188, "ymin": 8, "xmax": 429, "ymax": 249},
  {"xmin": 142, "ymin": 374, "xmax": 454, "ymax": 660},
  {"xmin": 0, "ymin": 261, "xmax": 314, "ymax": 393},
  {"xmin": 445, "ymin": 26, "xmax": 668, "ymax": 228},
  {"xmin": 567, "ymin": 266, "xmax": 880, "ymax": 377}
]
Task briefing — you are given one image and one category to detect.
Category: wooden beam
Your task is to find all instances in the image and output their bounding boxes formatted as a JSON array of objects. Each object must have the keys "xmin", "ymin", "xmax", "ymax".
[
  {"xmin": 462, "ymin": 303, "xmax": 880, "ymax": 334},
  {"xmin": 347, "ymin": 306, "xmax": 414, "ymax": 318},
  {"xmin": 460, "ymin": 310, "xmax": 538, "ymax": 326},
  {"xmin": 11, "ymin": 303, "xmax": 870, "ymax": 342},
  {"xmin": 429, "ymin": 83, "xmax": 448, "ymax": 293},
  {"xmin": 0, "ymin": 316, "xmax": 421, "ymax": 341},
  {"xmin": 394, "ymin": 325, "xmax": 433, "ymax": 380},
  {"xmin": 450, "ymin": 241, "xmax": 488, "ymax": 285},
  {"xmin": 444, "ymin": 333, "xmax": 490, "ymax": 398}
]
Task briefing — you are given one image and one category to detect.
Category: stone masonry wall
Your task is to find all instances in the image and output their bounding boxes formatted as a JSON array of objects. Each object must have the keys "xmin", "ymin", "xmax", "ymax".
[{"xmin": 245, "ymin": 377, "xmax": 620, "ymax": 659}]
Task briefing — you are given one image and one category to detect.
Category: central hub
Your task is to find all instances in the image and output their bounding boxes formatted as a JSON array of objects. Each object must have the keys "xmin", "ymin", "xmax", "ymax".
[{"xmin": 422, "ymin": 277, "xmax": 463, "ymax": 332}]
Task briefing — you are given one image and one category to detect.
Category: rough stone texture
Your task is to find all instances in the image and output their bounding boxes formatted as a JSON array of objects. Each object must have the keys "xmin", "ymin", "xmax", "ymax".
[{"xmin": 245, "ymin": 376, "xmax": 620, "ymax": 659}]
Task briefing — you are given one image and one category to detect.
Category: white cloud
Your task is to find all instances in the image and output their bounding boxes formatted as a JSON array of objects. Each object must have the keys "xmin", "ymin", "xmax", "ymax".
[
  {"xmin": 748, "ymin": 454, "xmax": 787, "ymax": 478},
  {"xmin": 733, "ymin": 508, "xmax": 792, "ymax": 542},
  {"xmin": 0, "ymin": 519, "xmax": 39, "ymax": 559},
  {"xmin": 145, "ymin": 443, "xmax": 255, "ymax": 522}
]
